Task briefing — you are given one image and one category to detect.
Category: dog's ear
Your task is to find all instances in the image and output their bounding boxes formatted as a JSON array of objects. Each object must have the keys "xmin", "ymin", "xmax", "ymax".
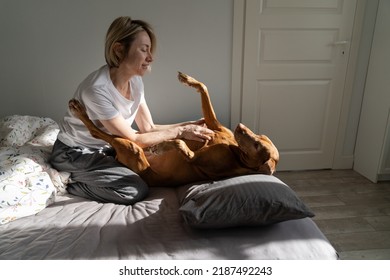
[{"xmin": 258, "ymin": 159, "xmax": 276, "ymax": 175}]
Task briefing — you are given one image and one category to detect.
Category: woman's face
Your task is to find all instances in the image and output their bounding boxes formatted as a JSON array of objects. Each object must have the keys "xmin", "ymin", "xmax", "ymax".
[{"xmin": 122, "ymin": 31, "xmax": 153, "ymax": 76}]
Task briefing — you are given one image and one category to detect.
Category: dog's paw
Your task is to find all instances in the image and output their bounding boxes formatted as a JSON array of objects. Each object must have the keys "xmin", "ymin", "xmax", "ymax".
[
  {"xmin": 178, "ymin": 71, "xmax": 198, "ymax": 85},
  {"xmin": 175, "ymin": 140, "xmax": 195, "ymax": 159},
  {"xmin": 177, "ymin": 71, "xmax": 189, "ymax": 84},
  {"xmin": 177, "ymin": 71, "xmax": 207, "ymax": 93},
  {"xmin": 68, "ymin": 99, "xmax": 88, "ymax": 119}
]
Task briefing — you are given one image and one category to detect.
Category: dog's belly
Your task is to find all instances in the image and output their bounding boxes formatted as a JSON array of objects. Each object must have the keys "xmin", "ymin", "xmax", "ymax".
[
  {"xmin": 145, "ymin": 151, "xmax": 177, "ymax": 173},
  {"xmin": 143, "ymin": 143, "xmax": 249, "ymax": 187},
  {"xmin": 145, "ymin": 150, "xmax": 202, "ymax": 186},
  {"xmin": 142, "ymin": 130, "xmax": 245, "ymax": 187}
]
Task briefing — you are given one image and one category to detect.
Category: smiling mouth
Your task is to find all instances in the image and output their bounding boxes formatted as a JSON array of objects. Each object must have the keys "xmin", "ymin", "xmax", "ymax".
[{"xmin": 142, "ymin": 64, "xmax": 151, "ymax": 71}]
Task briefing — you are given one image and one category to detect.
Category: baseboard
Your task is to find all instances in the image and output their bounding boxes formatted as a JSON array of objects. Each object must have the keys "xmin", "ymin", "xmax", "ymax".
[
  {"xmin": 332, "ymin": 155, "xmax": 354, "ymax": 169},
  {"xmin": 378, "ymin": 173, "xmax": 390, "ymax": 181}
]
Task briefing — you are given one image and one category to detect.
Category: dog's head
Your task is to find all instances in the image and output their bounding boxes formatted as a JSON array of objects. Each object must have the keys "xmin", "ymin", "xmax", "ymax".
[{"xmin": 234, "ymin": 123, "xmax": 279, "ymax": 175}]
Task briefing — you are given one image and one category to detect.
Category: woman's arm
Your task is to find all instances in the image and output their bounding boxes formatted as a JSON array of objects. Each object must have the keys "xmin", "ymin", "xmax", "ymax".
[
  {"xmin": 101, "ymin": 103, "xmax": 214, "ymax": 148},
  {"xmin": 135, "ymin": 103, "xmax": 206, "ymax": 132}
]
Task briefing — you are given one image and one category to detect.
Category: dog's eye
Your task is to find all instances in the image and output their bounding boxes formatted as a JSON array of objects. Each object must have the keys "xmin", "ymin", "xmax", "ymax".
[{"xmin": 254, "ymin": 142, "xmax": 260, "ymax": 150}]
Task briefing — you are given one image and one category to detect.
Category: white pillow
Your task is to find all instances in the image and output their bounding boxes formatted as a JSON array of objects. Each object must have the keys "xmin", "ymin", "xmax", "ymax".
[{"xmin": 0, "ymin": 115, "xmax": 57, "ymax": 147}]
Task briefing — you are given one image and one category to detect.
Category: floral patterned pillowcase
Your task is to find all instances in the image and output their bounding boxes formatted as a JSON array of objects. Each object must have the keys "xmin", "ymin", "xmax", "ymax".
[
  {"xmin": 0, "ymin": 115, "xmax": 70, "ymax": 224},
  {"xmin": 0, "ymin": 115, "xmax": 57, "ymax": 147}
]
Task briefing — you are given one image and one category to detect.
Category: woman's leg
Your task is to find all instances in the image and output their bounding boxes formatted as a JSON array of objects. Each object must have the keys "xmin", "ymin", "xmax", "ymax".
[{"xmin": 49, "ymin": 140, "xmax": 149, "ymax": 205}]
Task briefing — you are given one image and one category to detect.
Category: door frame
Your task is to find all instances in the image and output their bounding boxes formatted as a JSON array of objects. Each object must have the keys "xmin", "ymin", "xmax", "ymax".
[{"xmin": 231, "ymin": 0, "xmax": 369, "ymax": 170}]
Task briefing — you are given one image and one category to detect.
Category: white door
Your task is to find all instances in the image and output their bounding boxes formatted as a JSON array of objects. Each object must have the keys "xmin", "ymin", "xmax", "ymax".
[
  {"xmin": 239, "ymin": 0, "xmax": 357, "ymax": 170},
  {"xmin": 354, "ymin": 0, "xmax": 390, "ymax": 182}
]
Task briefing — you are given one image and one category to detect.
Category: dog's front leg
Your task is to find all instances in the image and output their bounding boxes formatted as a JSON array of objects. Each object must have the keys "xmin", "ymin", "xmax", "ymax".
[
  {"xmin": 177, "ymin": 72, "xmax": 222, "ymax": 131},
  {"xmin": 174, "ymin": 139, "xmax": 195, "ymax": 160},
  {"xmin": 149, "ymin": 140, "xmax": 195, "ymax": 161}
]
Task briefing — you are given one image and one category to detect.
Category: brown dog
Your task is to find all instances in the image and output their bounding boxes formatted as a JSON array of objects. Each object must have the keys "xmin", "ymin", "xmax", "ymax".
[{"xmin": 69, "ymin": 72, "xmax": 279, "ymax": 187}]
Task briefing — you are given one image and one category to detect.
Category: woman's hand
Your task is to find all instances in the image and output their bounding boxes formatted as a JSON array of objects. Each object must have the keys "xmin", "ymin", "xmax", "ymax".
[{"xmin": 178, "ymin": 123, "xmax": 214, "ymax": 142}]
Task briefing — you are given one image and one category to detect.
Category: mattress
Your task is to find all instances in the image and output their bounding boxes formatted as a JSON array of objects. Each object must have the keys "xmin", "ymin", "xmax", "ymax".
[
  {"xmin": 0, "ymin": 185, "xmax": 337, "ymax": 260},
  {"xmin": 0, "ymin": 115, "xmax": 338, "ymax": 260}
]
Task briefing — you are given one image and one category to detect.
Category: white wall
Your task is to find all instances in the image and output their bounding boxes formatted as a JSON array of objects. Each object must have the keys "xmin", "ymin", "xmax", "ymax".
[{"xmin": 0, "ymin": 0, "xmax": 233, "ymax": 126}]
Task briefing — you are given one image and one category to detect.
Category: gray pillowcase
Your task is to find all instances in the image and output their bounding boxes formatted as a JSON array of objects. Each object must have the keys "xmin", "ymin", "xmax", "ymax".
[{"xmin": 178, "ymin": 175, "xmax": 314, "ymax": 229}]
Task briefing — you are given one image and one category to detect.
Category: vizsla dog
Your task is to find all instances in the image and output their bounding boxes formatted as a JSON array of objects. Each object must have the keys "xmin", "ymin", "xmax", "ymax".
[{"xmin": 69, "ymin": 72, "xmax": 279, "ymax": 187}]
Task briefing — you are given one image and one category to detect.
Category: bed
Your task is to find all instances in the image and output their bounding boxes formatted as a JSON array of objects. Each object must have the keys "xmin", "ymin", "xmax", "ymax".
[{"xmin": 0, "ymin": 115, "xmax": 338, "ymax": 260}]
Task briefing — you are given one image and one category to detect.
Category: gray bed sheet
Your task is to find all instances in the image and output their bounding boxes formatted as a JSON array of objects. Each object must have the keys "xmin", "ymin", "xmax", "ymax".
[{"xmin": 0, "ymin": 186, "xmax": 338, "ymax": 260}]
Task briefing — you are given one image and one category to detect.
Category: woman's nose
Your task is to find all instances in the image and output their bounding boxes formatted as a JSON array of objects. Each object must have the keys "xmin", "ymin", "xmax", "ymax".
[{"xmin": 147, "ymin": 53, "xmax": 153, "ymax": 62}]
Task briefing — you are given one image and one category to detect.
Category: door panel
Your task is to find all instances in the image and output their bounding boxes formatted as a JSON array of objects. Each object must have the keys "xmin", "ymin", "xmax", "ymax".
[
  {"xmin": 241, "ymin": 0, "xmax": 357, "ymax": 170},
  {"xmin": 260, "ymin": 30, "xmax": 335, "ymax": 62},
  {"xmin": 256, "ymin": 80, "xmax": 330, "ymax": 151}
]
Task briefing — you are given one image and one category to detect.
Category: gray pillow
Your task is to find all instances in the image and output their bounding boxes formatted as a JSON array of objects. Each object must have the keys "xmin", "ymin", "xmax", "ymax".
[{"xmin": 178, "ymin": 175, "xmax": 314, "ymax": 229}]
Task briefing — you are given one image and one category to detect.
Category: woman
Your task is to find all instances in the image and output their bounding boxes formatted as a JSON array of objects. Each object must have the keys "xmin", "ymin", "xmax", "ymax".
[{"xmin": 50, "ymin": 17, "xmax": 213, "ymax": 205}]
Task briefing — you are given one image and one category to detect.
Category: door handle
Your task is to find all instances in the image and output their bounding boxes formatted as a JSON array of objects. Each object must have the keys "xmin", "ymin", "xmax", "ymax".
[{"xmin": 332, "ymin": 40, "xmax": 349, "ymax": 45}]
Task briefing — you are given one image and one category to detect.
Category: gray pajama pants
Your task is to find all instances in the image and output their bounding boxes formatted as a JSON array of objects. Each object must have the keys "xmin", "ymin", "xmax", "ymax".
[{"xmin": 49, "ymin": 140, "xmax": 149, "ymax": 205}]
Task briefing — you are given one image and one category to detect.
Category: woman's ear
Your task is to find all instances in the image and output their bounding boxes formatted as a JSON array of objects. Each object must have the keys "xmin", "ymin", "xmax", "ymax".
[{"xmin": 113, "ymin": 42, "xmax": 124, "ymax": 60}]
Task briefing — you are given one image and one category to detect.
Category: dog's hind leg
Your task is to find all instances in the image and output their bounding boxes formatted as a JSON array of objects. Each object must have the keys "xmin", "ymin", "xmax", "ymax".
[
  {"xmin": 68, "ymin": 99, "xmax": 151, "ymax": 174},
  {"xmin": 177, "ymin": 72, "xmax": 222, "ymax": 131},
  {"xmin": 68, "ymin": 99, "xmax": 115, "ymax": 144}
]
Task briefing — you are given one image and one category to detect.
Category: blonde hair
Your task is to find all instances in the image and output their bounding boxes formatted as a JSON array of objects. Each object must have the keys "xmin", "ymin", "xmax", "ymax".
[{"xmin": 105, "ymin": 16, "xmax": 156, "ymax": 68}]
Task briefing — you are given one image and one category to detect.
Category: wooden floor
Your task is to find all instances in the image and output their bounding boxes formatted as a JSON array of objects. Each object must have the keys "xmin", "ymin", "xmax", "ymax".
[{"xmin": 275, "ymin": 169, "xmax": 390, "ymax": 260}]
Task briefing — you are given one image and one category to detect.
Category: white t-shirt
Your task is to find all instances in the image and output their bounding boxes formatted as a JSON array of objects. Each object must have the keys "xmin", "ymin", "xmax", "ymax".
[{"xmin": 57, "ymin": 65, "xmax": 146, "ymax": 149}]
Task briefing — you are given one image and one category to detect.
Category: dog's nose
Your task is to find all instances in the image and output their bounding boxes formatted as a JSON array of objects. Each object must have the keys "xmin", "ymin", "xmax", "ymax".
[
  {"xmin": 236, "ymin": 123, "xmax": 249, "ymax": 134},
  {"xmin": 235, "ymin": 123, "xmax": 244, "ymax": 134}
]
